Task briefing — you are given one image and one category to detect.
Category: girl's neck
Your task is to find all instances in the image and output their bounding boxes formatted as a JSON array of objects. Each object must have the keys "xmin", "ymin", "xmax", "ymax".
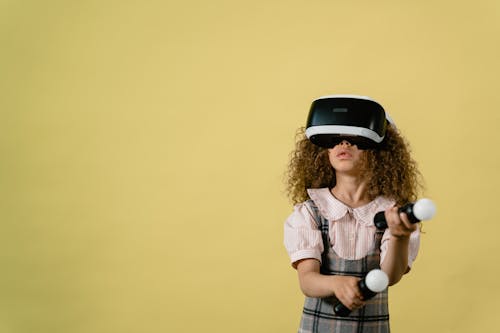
[{"xmin": 331, "ymin": 175, "xmax": 370, "ymax": 208}]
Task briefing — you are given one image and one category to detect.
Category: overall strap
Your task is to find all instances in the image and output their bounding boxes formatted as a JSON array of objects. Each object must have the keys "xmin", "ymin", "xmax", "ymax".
[{"xmin": 373, "ymin": 228, "xmax": 385, "ymax": 254}]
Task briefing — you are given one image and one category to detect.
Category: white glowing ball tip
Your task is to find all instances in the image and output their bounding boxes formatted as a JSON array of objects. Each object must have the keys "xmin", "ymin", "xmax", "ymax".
[
  {"xmin": 365, "ymin": 269, "xmax": 389, "ymax": 292},
  {"xmin": 413, "ymin": 198, "xmax": 436, "ymax": 221}
]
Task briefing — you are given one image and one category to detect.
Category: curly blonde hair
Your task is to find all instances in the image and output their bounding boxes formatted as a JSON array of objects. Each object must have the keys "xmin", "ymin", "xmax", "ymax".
[{"xmin": 285, "ymin": 125, "xmax": 423, "ymax": 206}]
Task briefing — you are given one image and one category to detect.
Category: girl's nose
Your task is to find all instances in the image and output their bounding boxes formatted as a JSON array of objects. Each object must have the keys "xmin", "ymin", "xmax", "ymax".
[{"xmin": 339, "ymin": 140, "xmax": 352, "ymax": 147}]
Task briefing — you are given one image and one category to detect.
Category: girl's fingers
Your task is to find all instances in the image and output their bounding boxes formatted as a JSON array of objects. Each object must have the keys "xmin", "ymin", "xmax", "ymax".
[
  {"xmin": 384, "ymin": 207, "xmax": 399, "ymax": 226},
  {"xmin": 385, "ymin": 207, "xmax": 417, "ymax": 236}
]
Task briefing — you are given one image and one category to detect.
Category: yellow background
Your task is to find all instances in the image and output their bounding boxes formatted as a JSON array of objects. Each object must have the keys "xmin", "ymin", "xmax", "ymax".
[{"xmin": 1, "ymin": 0, "xmax": 499, "ymax": 332}]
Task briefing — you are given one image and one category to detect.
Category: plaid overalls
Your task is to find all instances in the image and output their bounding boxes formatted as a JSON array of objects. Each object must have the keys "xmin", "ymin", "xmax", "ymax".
[{"xmin": 298, "ymin": 200, "xmax": 390, "ymax": 333}]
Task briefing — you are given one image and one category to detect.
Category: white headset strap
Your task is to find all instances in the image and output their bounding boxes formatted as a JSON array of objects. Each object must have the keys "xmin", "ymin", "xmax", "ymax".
[{"xmin": 385, "ymin": 112, "xmax": 397, "ymax": 130}]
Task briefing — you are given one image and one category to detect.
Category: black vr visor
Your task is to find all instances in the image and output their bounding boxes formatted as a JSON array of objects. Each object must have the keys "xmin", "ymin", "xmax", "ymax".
[{"xmin": 305, "ymin": 95, "xmax": 390, "ymax": 149}]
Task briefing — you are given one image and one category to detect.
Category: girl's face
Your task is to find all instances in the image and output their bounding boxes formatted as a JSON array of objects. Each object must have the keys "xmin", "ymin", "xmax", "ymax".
[{"xmin": 327, "ymin": 140, "xmax": 366, "ymax": 175}]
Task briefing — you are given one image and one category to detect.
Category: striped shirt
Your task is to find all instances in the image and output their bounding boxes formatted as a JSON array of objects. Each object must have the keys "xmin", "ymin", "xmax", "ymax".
[{"xmin": 284, "ymin": 188, "xmax": 420, "ymax": 268}]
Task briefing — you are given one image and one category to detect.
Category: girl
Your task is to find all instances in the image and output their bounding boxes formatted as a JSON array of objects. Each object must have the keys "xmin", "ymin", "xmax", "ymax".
[{"xmin": 284, "ymin": 113, "xmax": 422, "ymax": 332}]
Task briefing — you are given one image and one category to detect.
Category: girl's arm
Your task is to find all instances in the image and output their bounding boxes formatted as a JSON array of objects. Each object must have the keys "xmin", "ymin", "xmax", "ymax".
[
  {"xmin": 380, "ymin": 206, "xmax": 418, "ymax": 285},
  {"xmin": 296, "ymin": 258, "xmax": 366, "ymax": 310}
]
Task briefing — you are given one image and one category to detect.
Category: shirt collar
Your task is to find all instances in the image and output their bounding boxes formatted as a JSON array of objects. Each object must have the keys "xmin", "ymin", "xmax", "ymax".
[{"xmin": 307, "ymin": 188, "xmax": 394, "ymax": 226}]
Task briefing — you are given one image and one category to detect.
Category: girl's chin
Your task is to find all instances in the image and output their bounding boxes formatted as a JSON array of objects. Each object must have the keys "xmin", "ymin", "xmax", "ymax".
[
  {"xmin": 334, "ymin": 165, "xmax": 363, "ymax": 174},
  {"xmin": 333, "ymin": 162, "xmax": 356, "ymax": 169}
]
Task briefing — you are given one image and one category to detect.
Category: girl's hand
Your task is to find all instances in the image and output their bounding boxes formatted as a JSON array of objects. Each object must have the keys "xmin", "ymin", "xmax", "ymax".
[
  {"xmin": 384, "ymin": 206, "xmax": 418, "ymax": 239},
  {"xmin": 332, "ymin": 276, "xmax": 366, "ymax": 310}
]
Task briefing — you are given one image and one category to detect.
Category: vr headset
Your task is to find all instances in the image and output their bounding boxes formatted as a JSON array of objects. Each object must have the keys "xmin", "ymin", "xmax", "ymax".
[{"xmin": 305, "ymin": 95, "xmax": 393, "ymax": 149}]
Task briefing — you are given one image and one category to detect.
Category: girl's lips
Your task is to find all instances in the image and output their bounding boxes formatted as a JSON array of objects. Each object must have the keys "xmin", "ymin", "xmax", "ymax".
[{"xmin": 336, "ymin": 150, "xmax": 353, "ymax": 159}]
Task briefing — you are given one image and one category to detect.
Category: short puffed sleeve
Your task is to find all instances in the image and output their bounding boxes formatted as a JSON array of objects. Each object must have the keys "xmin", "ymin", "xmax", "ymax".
[{"xmin": 283, "ymin": 202, "xmax": 324, "ymax": 268}]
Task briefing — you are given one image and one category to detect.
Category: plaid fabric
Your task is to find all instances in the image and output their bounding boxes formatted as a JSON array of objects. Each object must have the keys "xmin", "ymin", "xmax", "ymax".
[{"xmin": 298, "ymin": 200, "xmax": 390, "ymax": 333}]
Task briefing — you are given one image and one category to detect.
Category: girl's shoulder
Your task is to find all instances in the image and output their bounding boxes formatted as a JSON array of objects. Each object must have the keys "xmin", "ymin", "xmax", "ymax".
[{"xmin": 286, "ymin": 199, "xmax": 321, "ymax": 229}]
